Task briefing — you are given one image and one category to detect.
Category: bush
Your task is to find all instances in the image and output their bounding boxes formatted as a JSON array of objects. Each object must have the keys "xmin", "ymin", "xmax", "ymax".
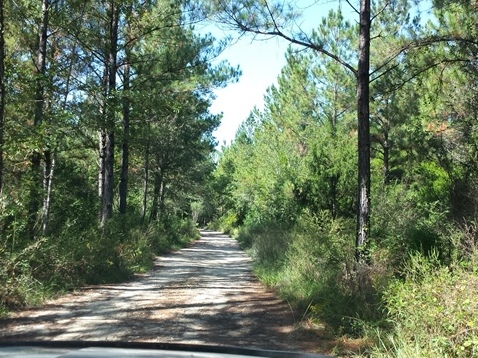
[
  {"xmin": 0, "ymin": 247, "xmax": 46, "ymax": 311},
  {"xmin": 217, "ymin": 210, "xmax": 239, "ymax": 235},
  {"xmin": 378, "ymin": 252, "xmax": 478, "ymax": 357},
  {"xmin": 372, "ymin": 184, "xmax": 452, "ymax": 271},
  {"xmin": 153, "ymin": 217, "xmax": 199, "ymax": 253},
  {"xmin": 237, "ymin": 219, "xmax": 290, "ymax": 268},
  {"xmin": 281, "ymin": 213, "xmax": 386, "ymax": 336}
]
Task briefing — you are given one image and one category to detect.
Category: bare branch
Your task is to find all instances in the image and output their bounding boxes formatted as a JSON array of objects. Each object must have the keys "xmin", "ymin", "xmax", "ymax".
[
  {"xmin": 372, "ymin": 34, "xmax": 478, "ymax": 80},
  {"xmin": 345, "ymin": 0, "xmax": 359, "ymax": 15},
  {"xmin": 381, "ymin": 57, "xmax": 472, "ymax": 95},
  {"xmin": 371, "ymin": 1, "xmax": 389, "ymax": 22}
]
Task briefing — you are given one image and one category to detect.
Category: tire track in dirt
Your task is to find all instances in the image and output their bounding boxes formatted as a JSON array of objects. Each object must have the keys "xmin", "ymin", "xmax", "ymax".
[{"xmin": 0, "ymin": 231, "xmax": 333, "ymax": 354}]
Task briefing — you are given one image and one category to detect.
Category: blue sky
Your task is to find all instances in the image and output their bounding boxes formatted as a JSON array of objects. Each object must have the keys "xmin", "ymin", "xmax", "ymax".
[
  {"xmin": 203, "ymin": 1, "xmax": 351, "ymax": 146},
  {"xmin": 210, "ymin": 34, "xmax": 289, "ymax": 146}
]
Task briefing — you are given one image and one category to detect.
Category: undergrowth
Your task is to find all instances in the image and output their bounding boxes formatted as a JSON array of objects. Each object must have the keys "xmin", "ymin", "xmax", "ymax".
[
  {"xmin": 0, "ymin": 215, "xmax": 199, "ymax": 315},
  {"xmin": 231, "ymin": 185, "xmax": 478, "ymax": 356},
  {"xmin": 236, "ymin": 211, "xmax": 384, "ymax": 337},
  {"xmin": 373, "ymin": 252, "xmax": 478, "ymax": 357}
]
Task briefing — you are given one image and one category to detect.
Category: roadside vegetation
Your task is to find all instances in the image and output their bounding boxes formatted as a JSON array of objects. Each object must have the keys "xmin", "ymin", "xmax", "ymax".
[
  {"xmin": 205, "ymin": 1, "xmax": 478, "ymax": 356},
  {"xmin": 0, "ymin": 216, "xmax": 199, "ymax": 314}
]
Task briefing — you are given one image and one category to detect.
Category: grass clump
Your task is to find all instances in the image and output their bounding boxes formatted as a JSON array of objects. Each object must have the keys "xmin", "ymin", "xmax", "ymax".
[{"xmin": 375, "ymin": 252, "xmax": 478, "ymax": 357}]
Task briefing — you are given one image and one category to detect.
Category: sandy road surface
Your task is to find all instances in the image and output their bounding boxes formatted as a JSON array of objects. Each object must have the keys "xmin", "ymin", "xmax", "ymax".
[{"xmin": 0, "ymin": 231, "xmax": 330, "ymax": 353}]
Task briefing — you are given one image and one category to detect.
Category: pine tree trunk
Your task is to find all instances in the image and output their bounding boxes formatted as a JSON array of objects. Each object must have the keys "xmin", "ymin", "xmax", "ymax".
[
  {"xmin": 383, "ymin": 131, "xmax": 390, "ymax": 185},
  {"xmin": 98, "ymin": 127, "xmax": 106, "ymax": 198},
  {"xmin": 29, "ymin": 0, "xmax": 49, "ymax": 238},
  {"xmin": 158, "ymin": 177, "xmax": 166, "ymax": 220},
  {"xmin": 41, "ymin": 151, "xmax": 55, "ymax": 234},
  {"xmin": 355, "ymin": 0, "xmax": 371, "ymax": 262},
  {"xmin": 0, "ymin": 0, "xmax": 4, "ymax": 194},
  {"xmin": 141, "ymin": 133, "xmax": 150, "ymax": 223},
  {"xmin": 100, "ymin": 0, "xmax": 119, "ymax": 226},
  {"xmin": 150, "ymin": 169, "xmax": 162, "ymax": 222},
  {"xmin": 101, "ymin": 131, "xmax": 114, "ymax": 225},
  {"xmin": 119, "ymin": 59, "xmax": 130, "ymax": 215}
]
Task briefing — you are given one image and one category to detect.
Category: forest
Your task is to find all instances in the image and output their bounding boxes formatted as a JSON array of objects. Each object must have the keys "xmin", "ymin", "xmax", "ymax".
[
  {"xmin": 1, "ymin": 0, "xmax": 478, "ymax": 356},
  {"xmin": 0, "ymin": 0, "xmax": 238, "ymax": 308}
]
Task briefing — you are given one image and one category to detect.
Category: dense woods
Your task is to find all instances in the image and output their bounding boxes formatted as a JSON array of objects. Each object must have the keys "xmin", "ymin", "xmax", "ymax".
[
  {"xmin": 2, "ymin": 0, "xmax": 478, "ymax": 356},
  {"xmin": 0, "ymin": 0, "xmax": 237, "ymax": 308}
]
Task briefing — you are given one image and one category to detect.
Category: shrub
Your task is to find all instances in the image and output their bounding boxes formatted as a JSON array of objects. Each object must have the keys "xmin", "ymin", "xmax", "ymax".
[
  {"xmin": 282, "ymin": 213, "xmax": 386, "ymax": 335},
  {"xmin": 238, "ymin": 220, "xmax": 290, "ymax": 268},
  {"xmin": 218, "ymin": 210, "xmax": 239, "ymax": 235},
  {"xmin": 153, "ymin": 216, "xmax": 199, "ymax": 253},
  {"xmin": 240, "ymin": 212, "xmax": 384, "ymax": 336},
  {"xmin": 372, "ymin": 184, "xmax": 452, "ymax": 271},
  {"xmin": 380, "ymin": 252, "xmax": 478, "ymax": 357},
  {"xmin": 0, "ymin": 212, "xmax": 200, "ymax": 314}
]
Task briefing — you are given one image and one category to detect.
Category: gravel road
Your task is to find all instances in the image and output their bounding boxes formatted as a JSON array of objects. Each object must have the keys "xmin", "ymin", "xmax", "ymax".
[{"xmin": 0, "ymin": 231, "xmax": 332, "ymax": 354}]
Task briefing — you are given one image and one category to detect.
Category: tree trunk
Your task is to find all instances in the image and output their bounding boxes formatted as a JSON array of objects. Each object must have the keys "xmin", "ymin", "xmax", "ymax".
[
  {"xmin": 355, "ymin": 0, "xmax": 371, "ymax": 262},
  {"xmin": 149, "ymin": 169, "xmax": 163, "ymax": 222},
  {"xmin": 141, "ymin": 131, "xmax": 150, "ymax": 223},
  {"xmin": 158, "ymin": 177, "xmax": 166, "ymax": 220},
  {"xmin": 29, "ymin": 0, "xmax": 49, "ymax": 238},
  {"xmin": 330, "ymin": 174, "xmax": 339, "ymax": 219},
  {"xmin": 0, "ymin": 0, "xmax": 5, "ymax": 193},
  {"xmin": 101, "ymin": 130, "xmax": 114, "ymax": 225},
  {"xmin": 98, "ymin": 127, "xmax": 106, "ymax": 198},
  {"xmin": 40, "ymin": 32, "xmax": 66, "ymax": 235},
  {"xmin": 41, "ymin": 152, "xmax": 55, "ymax": 234},
  {"xmin": 383, "ymin": 130, "xmax": 390, "ymax": 185},
  {"xmin": 119, "ymin": 57, "xmax": 130, "ymax": 215},
  {"xmin": 100, "ymin": 0, "xmax": 119, "ymax": 226}
]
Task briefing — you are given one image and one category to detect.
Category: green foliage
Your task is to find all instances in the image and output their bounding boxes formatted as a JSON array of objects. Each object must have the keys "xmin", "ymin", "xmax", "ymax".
[
  {"xmin": 0, "ymin": 0, "xmax": 230, "ymax": 314},
  {"xmin": 236, "ymin": 211, "xmax": 385, "ymax": 336},
  {"xmin": 155, "ymin": 216, "xmax": 200, "ymax": 253},
  {"xmin": 379, "ymin": 253, "xmax": 478, "ymax": 357},
  {"xmin": 216, "ymin": 210, "xmax": 239, "ymax": 235},
  {"xmin": 237, "ymin": 219, "xmax": 290, "ymax": 268},
  {"xmin": 205, "ymin": 0, "xmax": 478, "ymax": 354},
  {"xmin": 0, "ymin": 214, "xmax": 199, "ymax": 313},
  {"xmin": 372, "ymin": 183, "xmax": 453, "ymax": 270},
  {"xmin": 0, "ymin": 242, "xmax": 48, "ymax": 311}
]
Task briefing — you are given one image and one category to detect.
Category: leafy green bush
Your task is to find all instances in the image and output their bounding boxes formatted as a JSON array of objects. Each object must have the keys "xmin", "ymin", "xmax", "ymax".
[
  {"xmin": 0, "ymin": 247, "xmax": 46, "ymax": 311},
  {"xmin": 280, "ymin": 213, "xmax": 386, "ymax": 335},
  {"xmin": 237, "ymin": 219, "xmax": 290, "ymax": 268},
  {"xmin": 217, "ymin": 210, "xmax": 239, "ymax": 235},
  {"xmin": 379, "ymin": 252, "xmax": 478, "ymax": 357},
  {"xmin": 153, "ymin": 217, "xmax": 199, "ymax": 253},
  {"xmin": 372, "ymin": 184, "xmax": 452, "ymax": 270}
]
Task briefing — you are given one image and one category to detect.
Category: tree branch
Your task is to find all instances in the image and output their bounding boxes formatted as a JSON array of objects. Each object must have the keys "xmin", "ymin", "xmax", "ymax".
[{"xmin": 214, "ymin": 0, "xmax": 358, "ymax": 77}]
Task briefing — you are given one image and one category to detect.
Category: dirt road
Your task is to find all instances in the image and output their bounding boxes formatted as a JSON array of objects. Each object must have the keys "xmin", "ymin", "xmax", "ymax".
[{"xmin": 0, "ymin": 231, "xmax": 333, "ymax": 354}]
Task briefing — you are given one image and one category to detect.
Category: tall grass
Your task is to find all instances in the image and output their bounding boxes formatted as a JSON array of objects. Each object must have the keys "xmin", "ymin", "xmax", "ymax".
[
  {"xmin": 373, "ymin": 251, "xmax": 478, "ymax": 357},
  {"xmin": 236, "ymin": 212, "xmax": 384, "ymax": 337},
  {"xmin": 0, "ymin": 215, "xmax": 199, "ymax": 315},
  {"xmin": 233, "ymin": 188, "xmax": 478, "ymax": 356}
]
